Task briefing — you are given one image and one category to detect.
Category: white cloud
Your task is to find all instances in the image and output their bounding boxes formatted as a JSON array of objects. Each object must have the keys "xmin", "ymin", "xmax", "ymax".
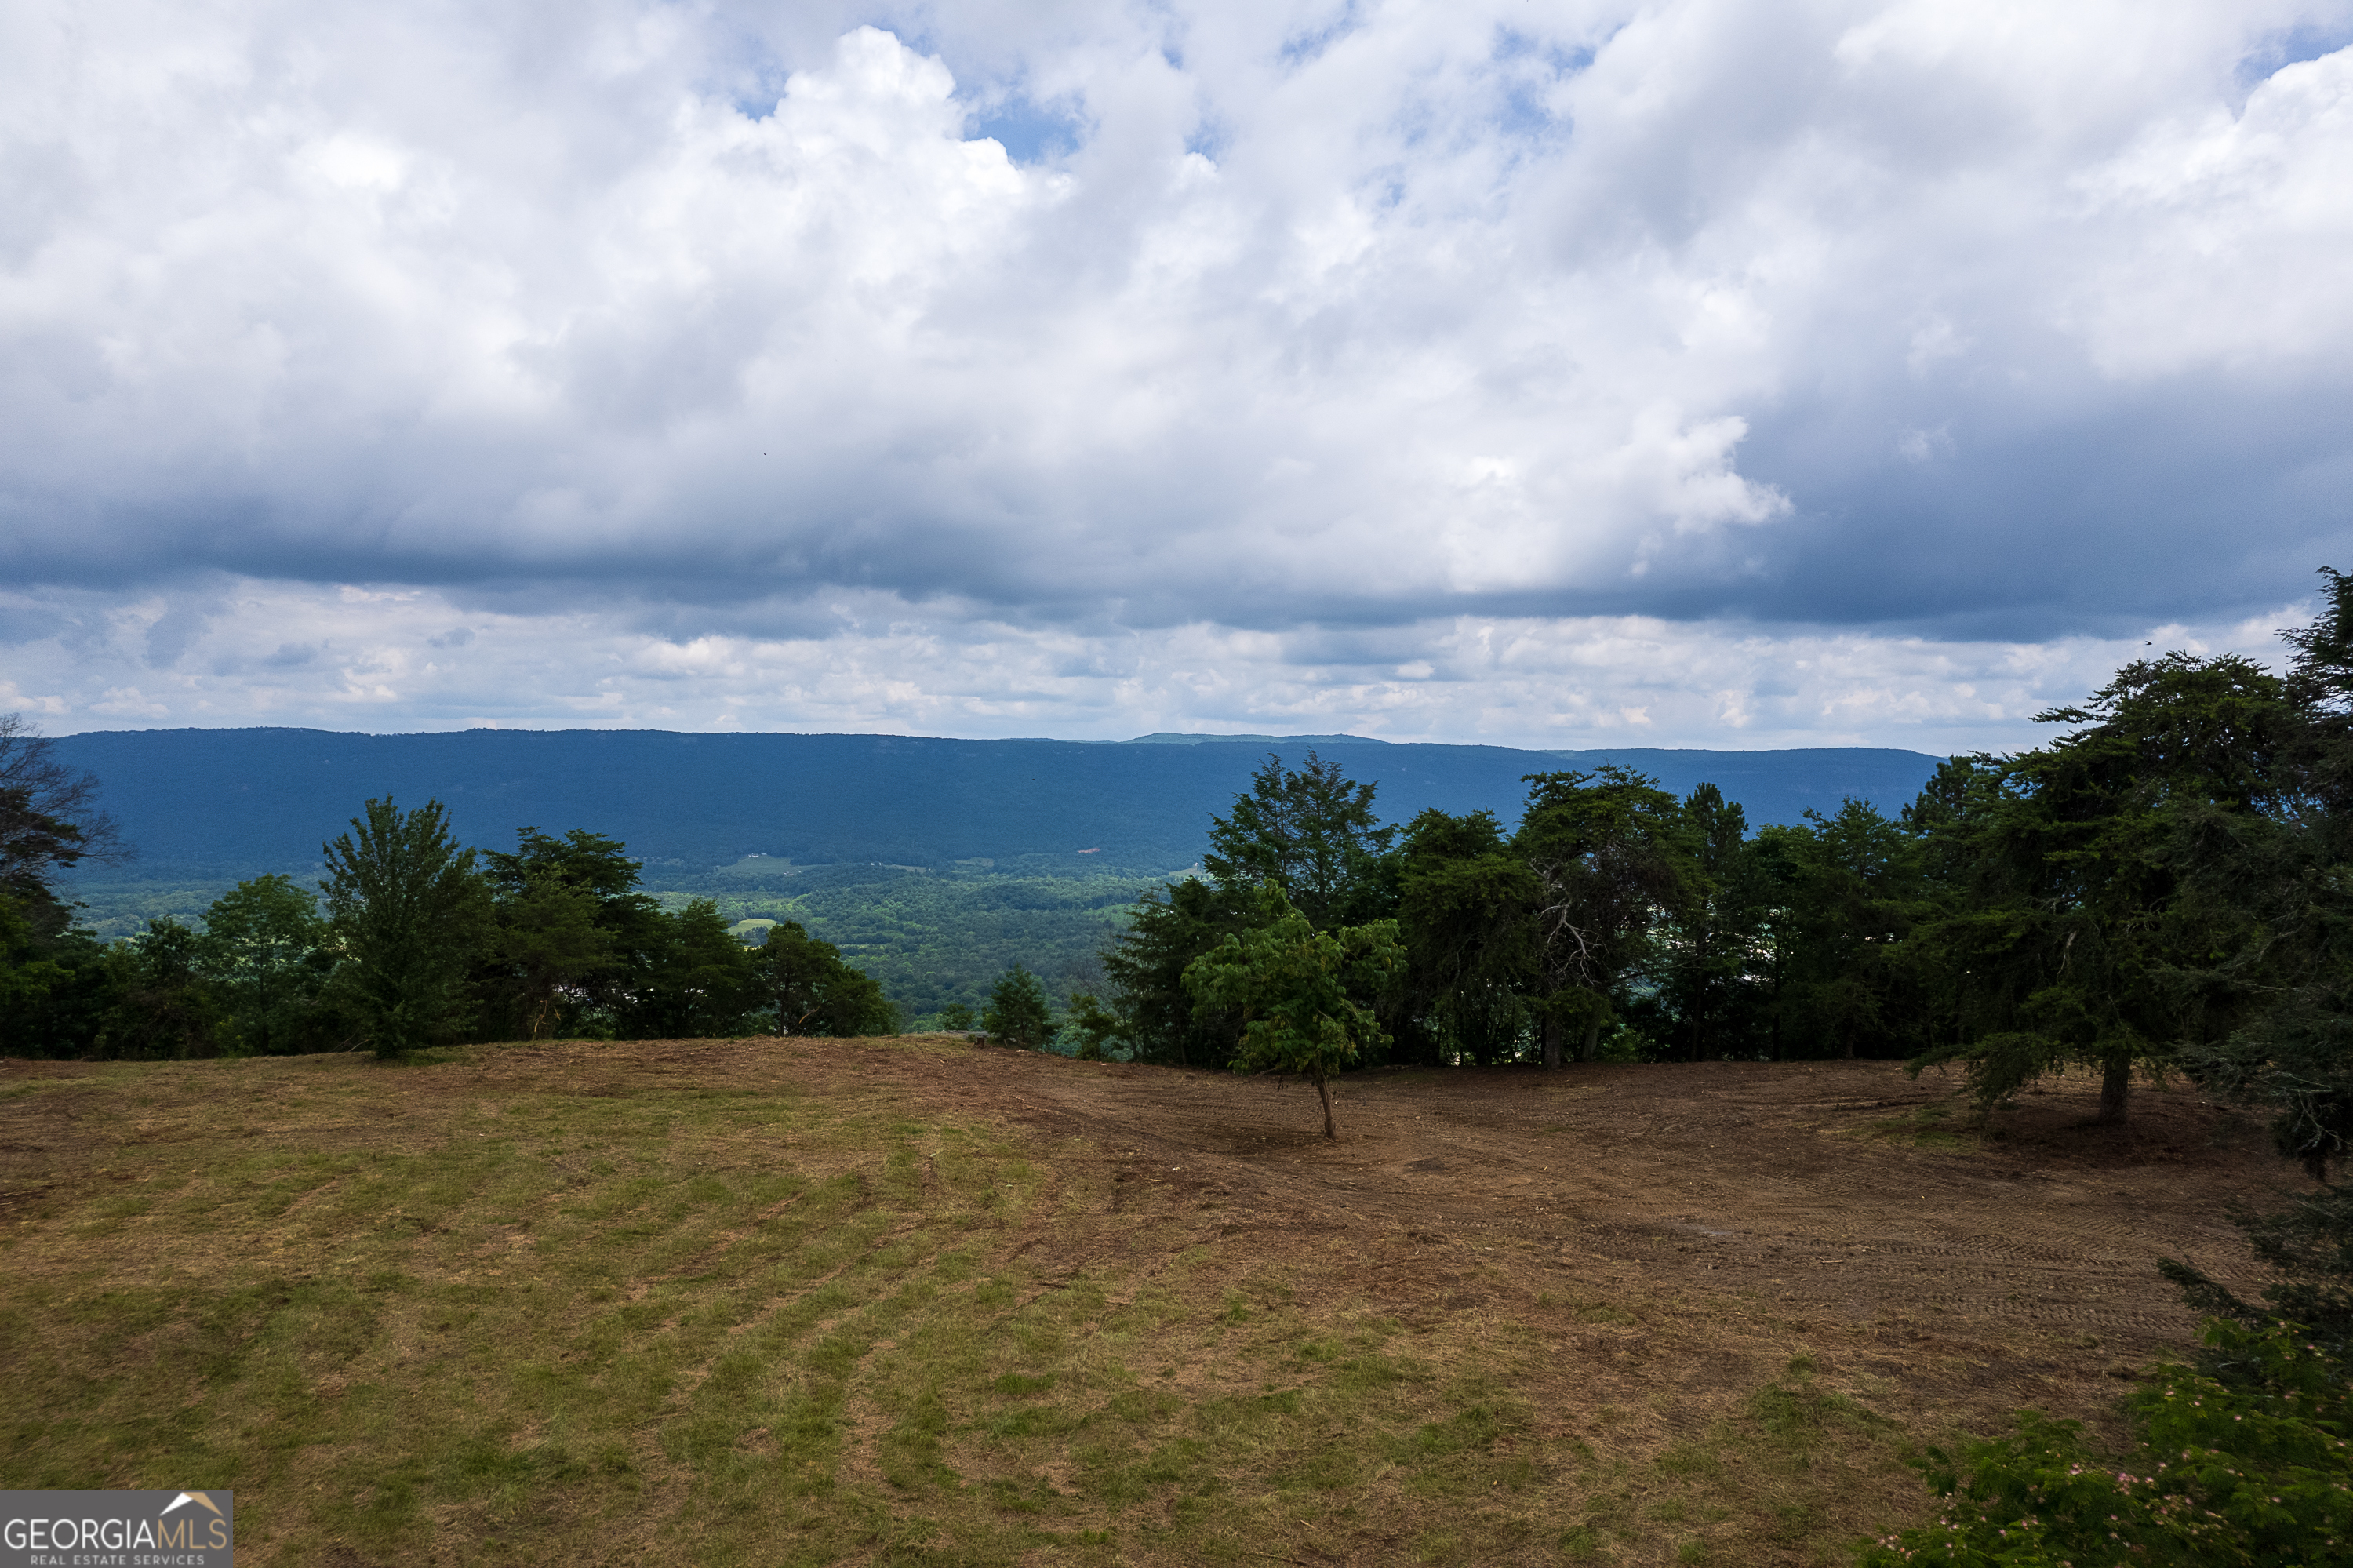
[
  {"xmin": 1, "ymin": 0, "xmax": 2348, "ymax": 738},
  {"xmin": 0, "ymin": 575, "xmax": 2309, "ymax": 755}
]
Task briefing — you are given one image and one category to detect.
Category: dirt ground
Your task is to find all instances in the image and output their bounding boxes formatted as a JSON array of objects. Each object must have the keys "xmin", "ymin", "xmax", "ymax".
[
  {"xmin": 800, "ymin": 1046, "xmax": 2293, "ymax": 1439},
  {"xmin": 0, "ymin": 1040, "xmax": 2307, "ymax": 1565}
]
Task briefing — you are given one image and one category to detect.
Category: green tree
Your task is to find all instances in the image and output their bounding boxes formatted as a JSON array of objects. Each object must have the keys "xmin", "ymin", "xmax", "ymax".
[
  {"xmin": 322, "ymin": 797, "xmax": 493, "ymax": 1057},
  {"xmin": 480, "ymin": 827, "xmax": 664, "ymax": 1035},
  {"xmin": 1395, "ymin": 808, "xmax": 1538, "ymax": 1065},
  {"xmin": 1203, "ymin": 751, "xmax": 1398, "ymax": 929},
  {"xmin": 1911, "ymin": 654, "xmax": 2292, "ymax": 1124},
  {"xmin": 196, "ymin": 875, "xmax": 341, "ymax": 1055},
  {"xmin": 1650, "ymin": 784, "xmax": 1773, "ymax": 1062},
  {"xmin": 1100, "ymin": 878, "xmax": 1253, "ymax": 1068},
  {"xmin": 1515, "ymin": 768, "xmax": 1689, "ymax": 1067},
  {"xmin": 983, "ymin": 964, "xmax": 1055, "ymax": 1049},
  {"xmin": 0, "ymin": 712, "xmax": 128, "ymax": 935},
  {"xmin": 489, "ymin": 875, "xmax": 615, "ymax": 1039},
  {"xmin": 0, "ymin": 890, "xmax": 115, "ymax": 1059},
  {"xmin": 1772, "ymin": 799, "xmax": 1933, "ymax": 1060},
  {"xmin": 2183, "ymin": 570, "xmax": 2353, "ymax": 1175},
  {"xmin": 623, "ymin": 900, "xmax": 761, "ymax": 1039},
  {"xmin": 96, "ymin": 919, "xmax": 227, "ymax": 1059},
  {"xmin": 1181, "ymin": 885, "xmax": 1402, "ymax": 1138},
  {"xmin": 753, "ymin": 920, "xmax": 896, "ymax": 1037},
  {"xmin": 1061, "ymin": 991, "xmax": 1124, "ymax": 1060},
  {"xmin": 0, "ymin": 715, "xmax": 132, "ymax": 1057}
]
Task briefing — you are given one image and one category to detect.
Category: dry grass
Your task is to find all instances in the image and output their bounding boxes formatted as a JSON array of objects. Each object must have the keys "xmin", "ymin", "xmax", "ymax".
[{"xmin": 0, "ymin": 1038, "xmax": 2288, "ymax": 1566}]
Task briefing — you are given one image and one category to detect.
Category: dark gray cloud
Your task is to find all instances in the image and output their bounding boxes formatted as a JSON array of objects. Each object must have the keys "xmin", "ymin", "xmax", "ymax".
[{"xmin": 2, "ymin": 0, "xmax": 2349, "ymax": 740}]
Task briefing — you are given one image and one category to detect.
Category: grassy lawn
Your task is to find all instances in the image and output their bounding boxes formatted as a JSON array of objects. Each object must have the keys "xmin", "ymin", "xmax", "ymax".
[{"xmin": 1, "ymin": 1041, "xmax": 1984, "ymax": 1565}]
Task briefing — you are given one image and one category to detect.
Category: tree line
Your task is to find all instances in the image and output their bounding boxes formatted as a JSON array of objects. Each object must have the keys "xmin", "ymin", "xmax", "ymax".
[
  {"xmin": 0, "ymin": 769, "xmax": 896, "ymax": 1058},
  {"xmin": 10, "ymin": 567, "xmax": 2353, "ymax": 1171},
  {"xmin": 1065, "ymin": 572, "xmax": 2353, "ymax": 1168}
]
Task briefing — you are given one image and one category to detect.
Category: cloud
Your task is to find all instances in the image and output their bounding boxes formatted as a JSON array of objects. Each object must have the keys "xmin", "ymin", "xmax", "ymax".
[
  {"xmin": 2, "ymin": 0, "xmax": 2349, "ymax": 740},
  {"xmin": 0, "ymin": 574, "xmax": 2306, "ymax": 755}
]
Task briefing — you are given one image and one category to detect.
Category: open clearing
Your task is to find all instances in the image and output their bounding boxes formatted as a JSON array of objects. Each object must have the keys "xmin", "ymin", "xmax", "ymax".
[{"xmin": 0, "ymin": 1038, "xmax": 2292, "ymax": 1566}]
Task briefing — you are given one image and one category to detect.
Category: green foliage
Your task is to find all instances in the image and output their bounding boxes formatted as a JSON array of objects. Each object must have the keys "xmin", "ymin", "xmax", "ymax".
[
  {"xmin": 2174, "ymin": 570, "xmax": 2353, "ymax": 1176},
  {"xmin": 937, "ymin": 1001, "xmax": 974, "ymax": 1031},
  {"xmin": 478, "ymin": 827, "xmax": 662, "ymax": 1039},
  {"xmin": 1060, "ymin": 990, "xmax": 1124, "ymax": 1060},
  {"xmin": 1857, "ymin": 1321, "xmax": 2353, "ymax": 1568},
  {"xmin": 622, "ymin": 899, "xmax": 762, "ymax": 1039},
  {"xmin": 1649, "ymin": 784, "xmax": 1773, "ymax": 1064},
  {"xmin": 1516, "ymin": 767, "xmax": 1688, "ymax": 1065},
  {"xmin": 1395, "ymin": 808, "xmax": 1538, "ymax": 1066},
  {"xmin": 1907, "ymin": 656, "xmax": 2293, "ymax": 1123},
  {"xmin": 1, "ymin": 712, "xmax": 124, "ymax": 918},
  {"xmin": 752, "ymin": 920, "xmax": 897, "ymax": 1037},
  {"xmin": 983, "ymin": 964, "xmax": 1055, "ymax": 1049},
  {"xmin": 322, "ymin": 798, "xmax": 494, "ymax": 1057},
  {"xmin": 2162, "ymin": 1183, "xmax": 2353, "ymax": 1365},
  {"xmin": 1100, "ymin": 875, "xmax": 1252, "ymax": 1068},
  {"xmin": 0, "ymin": 891, "xmax": 115, "ymax": 1059},
  {"xmin": 1180, "ymin": 885, "xmax": 1402, "ymax": 1137},
  {"xmin": 1762, "ymin": 799, "xmax": 1935, "ymax": 1063},
  {"xmin": 0, "ymin": 890, "xmax": 75, "ymax": 1043},
  {"xmin": 488, "ymin": 874, "xmax": 615, "ymax": 1039},
  {"xmin": 197, "ymin": 875, "xmax": 344, "ymax": 1054},
  {"xmin": 1203, "ymin": 749, "xmax": 1399, "ymax": 929},
  {"xmin": 96, "ymin": 919, "xmax": 227, "ymax": 1060}
]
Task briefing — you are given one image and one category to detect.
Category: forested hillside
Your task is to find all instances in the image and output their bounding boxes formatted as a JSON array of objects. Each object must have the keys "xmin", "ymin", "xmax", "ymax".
[{"xmin": 49, "ymin": 727, "xmax": 1944, "ymax": 878}]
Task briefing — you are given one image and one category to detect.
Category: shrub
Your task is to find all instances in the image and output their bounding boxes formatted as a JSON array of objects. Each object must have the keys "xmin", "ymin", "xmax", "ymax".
[{"xmin": 1857, "ymin": 1319, "xmax": 2353, "ymax": 1567}]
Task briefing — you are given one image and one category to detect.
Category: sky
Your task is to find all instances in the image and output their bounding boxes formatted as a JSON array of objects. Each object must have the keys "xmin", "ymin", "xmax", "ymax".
[{"xmin": 4, "ymin": 0, "xmax": 2351, "ymax": 754}]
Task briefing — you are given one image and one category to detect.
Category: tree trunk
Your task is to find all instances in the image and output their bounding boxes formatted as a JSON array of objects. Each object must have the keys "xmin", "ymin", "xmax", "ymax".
[
  {"xmin": 2097, "ymin": 1057, "xmax": 2132, "ymax": 1126},
  {"xmin": 1541, "ymin": 1013, "xmax": 1562, "ymax": 1071},
  {"xmin": 1580, "ymin": 1011, "xmax": 1603, "ymax": 1063},
  {"xmin": 1315, "ymin": 1074, "xmax": 1336, "ymax": 1140}
]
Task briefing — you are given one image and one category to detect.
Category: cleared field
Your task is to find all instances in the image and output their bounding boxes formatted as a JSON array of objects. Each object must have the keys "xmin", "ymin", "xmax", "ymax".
[{"xmin": 0, "ymin": 1039, "xmax": 2289, "ymax": 1566}]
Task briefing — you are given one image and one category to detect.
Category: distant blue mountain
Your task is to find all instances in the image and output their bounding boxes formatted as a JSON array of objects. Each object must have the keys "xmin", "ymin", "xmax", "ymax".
[{"xmin": 51, "ymin": 728, "xmax": 1948, "ymax": 879}]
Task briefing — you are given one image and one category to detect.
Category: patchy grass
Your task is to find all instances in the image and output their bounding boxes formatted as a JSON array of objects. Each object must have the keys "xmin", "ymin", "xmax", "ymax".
[
  {"xmin": 3, "ymin": 1040, "xmax": 2203, "ymax": 1566},
  {"xmin": 1861, "ymin": 1099, "xmax": 1975, "ymax": 1153}
]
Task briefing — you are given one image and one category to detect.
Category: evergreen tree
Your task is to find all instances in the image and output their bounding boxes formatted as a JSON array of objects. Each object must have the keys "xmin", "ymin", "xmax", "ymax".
[
  {"xmin": 1649, "ymin": 784, "xmax": 1772, "ymax": 1062},
  {"xmin": 322, "ymin": 797, "xmax": 493, "ymax": 1057},
  {"xmin": 1100, "ymin": 878, "xmax": 1253, "ymax": 1068},
  {"xmin": 1395, "ymin": 807, "xmax": 1537, "ymax": 1065},
  {"xmin": 1771, "ymin": 799, "xmax": 1933, "ymax": 1060},
  {"xmin": 1515, "ymin": 768, "xmax": 1689, "ymax": 1067},
  {"xmin": 623, "ymin": 900, "xmax": 762, "ymax": 1039},
  {"xmin": 489, "ymin": 874, "xmax": 616, "ymax": 1039},
  {"xmin": 1203, "ymin": 751, "xmax": 1398, "ymax": 929},
  {"xmin": 983, "ymin": 963, "xmax": 1055, "ymax": 1049},
  {"xmin": 753, "ymin": 920, "xmax": 897, "ymax": 1037},
  {"xmin": 1910, "ymin": 654, "xmax": 2293, "ymax": 1123},
  {"xmin": 1061, "ymin": 990, "xmax": 1124, "ymax": 1060},
  {"xmin": 96, "ymin": 919, "xmax": 227, "ymax": 1059},
  {"xmin": 2188, "ymin": 569, "xmax": 2353, "ymax": 1174},
  {"xmin": 480, "ymin": 827, "xmax": 664, "ymax": 1033}
]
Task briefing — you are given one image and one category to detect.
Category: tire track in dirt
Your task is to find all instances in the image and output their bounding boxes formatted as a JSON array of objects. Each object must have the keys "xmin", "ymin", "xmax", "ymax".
[{"xmin": 867, "ymin": 1048, "xmax": 2288, "ymax": 1379}]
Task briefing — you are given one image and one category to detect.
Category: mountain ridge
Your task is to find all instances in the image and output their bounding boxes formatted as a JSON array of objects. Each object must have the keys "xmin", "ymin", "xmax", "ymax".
[{"xmin": 52, "ymin": 727, "xmax": 1950, "ymax": 880}]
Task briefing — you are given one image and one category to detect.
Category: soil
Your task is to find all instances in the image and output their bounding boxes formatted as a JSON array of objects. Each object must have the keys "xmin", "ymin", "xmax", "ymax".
[
  {"xmin": 773, "ymin": 1042, "xmax": 2295, "ymax": 1450},
  {"xmin": 0, "ymin": 1040, "xmax": 2304, "ymax": 1565}
]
